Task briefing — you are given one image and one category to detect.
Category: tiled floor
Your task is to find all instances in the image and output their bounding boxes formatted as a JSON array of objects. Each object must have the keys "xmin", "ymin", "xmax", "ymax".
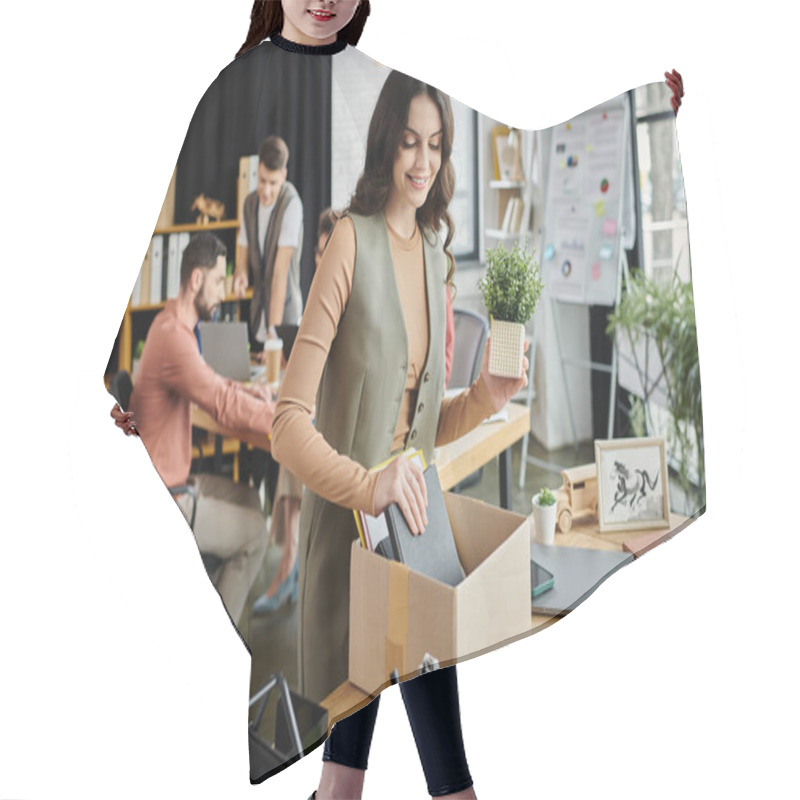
[{"xmin": 243, "ymin": 430, "xmax": 596, "ymax": 700}]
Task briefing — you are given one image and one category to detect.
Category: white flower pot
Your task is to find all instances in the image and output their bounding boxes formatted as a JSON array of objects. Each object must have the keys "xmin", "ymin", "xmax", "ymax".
[
  {"xmin": 488, "ymin": 318, "xmax": 525, "ymax": 378},
  {"xmin": 531, "ymin": 493, "xmax": 557, "ymax": 545}
]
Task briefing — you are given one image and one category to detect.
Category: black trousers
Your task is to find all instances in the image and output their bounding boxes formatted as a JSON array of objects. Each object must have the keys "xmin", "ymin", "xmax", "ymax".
[{"xmin": 322, "ymin": 666, "xmax": 473, "ymax": 797}]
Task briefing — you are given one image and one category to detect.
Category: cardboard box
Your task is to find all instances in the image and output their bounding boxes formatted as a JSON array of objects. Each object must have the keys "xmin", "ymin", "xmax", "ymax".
[{"xmin": 349, "ymin": 492, "xmax": 531, "ymax": 694}]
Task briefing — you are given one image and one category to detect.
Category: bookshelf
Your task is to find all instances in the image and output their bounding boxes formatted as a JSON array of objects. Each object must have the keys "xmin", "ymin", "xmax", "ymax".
[
  {"xmin": 154, "ymin": 220, "xmax": 240, "ymax": 235},
  {"xmin": 485, "ymin": 124, "xmax": 531, "ymax": 249},
  {"xmin": 113, "ymin": 159, "xmax": 258, "ymax": 376}
]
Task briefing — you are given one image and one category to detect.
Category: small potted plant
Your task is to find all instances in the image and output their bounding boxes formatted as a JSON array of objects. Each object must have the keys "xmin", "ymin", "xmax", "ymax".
[
  {"xmin": 224, "ymin": 261, "xmax": 235, "ymax": 297},
  {"xmin": 131, "ymin": 339, "xmax": 145, "ymax": 381},
  {"xmin": 531, "ymin": 486, "xmax": 558, "ymax": 545},
  {"xmin": 478, "ymin": 241, "xmax": 543, "ymax": 378}
]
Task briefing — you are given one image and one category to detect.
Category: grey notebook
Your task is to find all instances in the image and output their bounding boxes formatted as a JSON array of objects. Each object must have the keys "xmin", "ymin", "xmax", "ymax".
[
  {"xmin": 530, "ymin": 542, "xmax": 633, "ymax": 616},
  {"xmin": 384, "ymin": 466, "xmax": 465, "ymax": 587}
]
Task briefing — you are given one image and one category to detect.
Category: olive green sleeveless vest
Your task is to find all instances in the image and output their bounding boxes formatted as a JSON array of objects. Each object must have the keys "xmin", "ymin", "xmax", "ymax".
[
  {"xmin": 314, "ymin": 211, "xmax": 447, "ymax": 468},
  {"xmin": 297, "ymin": 211, "xmax": 448, "ymax": 701}
]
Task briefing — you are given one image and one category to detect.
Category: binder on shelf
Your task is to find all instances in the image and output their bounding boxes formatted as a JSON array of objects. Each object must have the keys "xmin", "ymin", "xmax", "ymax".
[
  {"xmin": 131, "ymin": 265, "xmax": 142, "ymax": 307},
  {"xmin": 384, "ymin": 466, "xmax": 465, "ymax": 588},
  {"xmin": 137, "ymin": 240, "xmax": 152, "ymax": 307},
  {"xmin": 249, "ymin": 155, "xmax": 259, "ymax": 191},
  {"xmin": 178, "ymin": 231, "xmax": 191, "ymax": 266},
  {"xmin": 166, "ymin": 233, "xmax": 180, "ymax": 300},
  {"xmin": 149, "ymin": 234, "xmax": 164, "ymax": 305}
]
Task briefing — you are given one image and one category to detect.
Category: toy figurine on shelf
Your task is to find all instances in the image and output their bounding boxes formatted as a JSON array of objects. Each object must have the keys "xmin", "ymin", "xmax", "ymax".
[{"xmin": 190, "ymin": 193, "xmax": 226, "ymax": 224}]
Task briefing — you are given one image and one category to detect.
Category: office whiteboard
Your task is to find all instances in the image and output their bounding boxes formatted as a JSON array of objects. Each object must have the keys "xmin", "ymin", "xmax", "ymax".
[{"xmin": 541, "ymin": 94, "xmax": 633, "ymax": 306}]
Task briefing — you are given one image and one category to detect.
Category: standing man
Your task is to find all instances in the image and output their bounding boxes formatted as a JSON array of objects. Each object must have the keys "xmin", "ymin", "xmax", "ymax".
[
  {"xmin": 129, "ymin": 232, "xmax": 275, "ymax": 631},
  {"xmin": 234, "ymin": 135, "xmax": 304, "ymax": 349}
]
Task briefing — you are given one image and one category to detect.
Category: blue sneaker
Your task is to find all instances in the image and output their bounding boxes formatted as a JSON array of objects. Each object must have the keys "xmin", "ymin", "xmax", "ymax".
[{"xmin": 252, "ymin": 562, "xmax": 298, "ymax": 614}]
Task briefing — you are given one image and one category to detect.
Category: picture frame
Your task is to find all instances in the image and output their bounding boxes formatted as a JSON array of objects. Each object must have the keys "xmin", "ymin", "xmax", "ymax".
[{"xmin": 594, "ymin": 437, "xmax": 670, "ymax": 532}]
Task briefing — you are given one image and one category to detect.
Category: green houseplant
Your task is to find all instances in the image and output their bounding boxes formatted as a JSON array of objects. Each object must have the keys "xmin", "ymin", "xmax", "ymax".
[
  {"xmin": 606, "ymin": 269, "xmax": 704, "ymax": 501},
  {"xmin": 132, "ymin": 339, "xmax": 146, "ymax": 381},
  {"xmin": 531, "ymin": 486, "xmax": 557, "ymax": 544},
  {"xmin": 478, "ymin": 241, "xmax": 544, "ymax": 378}
]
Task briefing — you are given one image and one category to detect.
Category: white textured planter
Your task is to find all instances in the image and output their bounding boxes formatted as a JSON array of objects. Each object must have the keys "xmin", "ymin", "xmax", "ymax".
[
  {"xmin": 531, "ymin": 494, "xmax": 557, "ymax": 545},
  {"xmin": 488, "ymin": 318, "xmax": 525, "ymax": 378}
]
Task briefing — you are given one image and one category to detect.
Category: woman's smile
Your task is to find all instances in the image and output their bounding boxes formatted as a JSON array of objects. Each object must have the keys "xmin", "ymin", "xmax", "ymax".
[{"xmin": 308, "ymin": 8, "xmax": 335, "ymax": 22}]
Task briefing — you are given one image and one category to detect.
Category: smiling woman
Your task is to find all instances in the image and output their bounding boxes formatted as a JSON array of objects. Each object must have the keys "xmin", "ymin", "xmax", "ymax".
[
  {"xmin": 282, "ymin": 0, "xmax": 362, "ymax": 45},
  {"xmin": 237, "ymin": 0, "xmax": 371, "ymax": 56}
]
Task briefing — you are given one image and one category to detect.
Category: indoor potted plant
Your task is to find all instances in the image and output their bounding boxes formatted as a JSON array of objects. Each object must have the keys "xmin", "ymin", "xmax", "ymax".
[
  {"xmin": 531, "ymin": 486, "xmax": 557, "ymax": 545},
  {"xmin": 606, "ymin": 268, "xmax": 704, "ymax": 504},
  {"xmin": 224, "ymin": 260, "xmax": 235, "ymax": 297},
  {"xmin": 131, "ymin": 339, "xmax": 145, "ymax": 382},
  {"xmin": 478, "ymin": 241, "xmax": 543, "ymax": 378}
]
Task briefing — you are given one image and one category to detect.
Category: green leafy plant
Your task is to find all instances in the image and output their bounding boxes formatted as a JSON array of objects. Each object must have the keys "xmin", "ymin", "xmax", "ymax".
[
  {"xmin": 226, "ymin": 260, "xmax": 235, "ymax": 277},
  {"xmin": 133, "ymin": 340, "xmax": 146, "ymax": 361},
  {"xmin": 606, "ymin": 269, "xmax": 704, "ymax": 500},
  {"xmin": 536, "ymin": 487, "xmax": 556, "ymax": 507},
  {"xmin": 478, "ymin": 242, "xmax": 543, "ymax": 324}
]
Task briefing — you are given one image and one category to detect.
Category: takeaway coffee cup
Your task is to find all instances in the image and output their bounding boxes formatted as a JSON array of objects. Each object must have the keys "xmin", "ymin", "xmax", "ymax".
[{"xmin": 264, "ymin": 338, "xmax": 283, "ymax": 386}]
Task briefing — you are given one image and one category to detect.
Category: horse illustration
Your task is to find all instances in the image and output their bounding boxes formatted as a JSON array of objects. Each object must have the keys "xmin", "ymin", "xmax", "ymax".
[{"xmin": 610, "ymin": 461, "xmax": 660, "ymax": 512}]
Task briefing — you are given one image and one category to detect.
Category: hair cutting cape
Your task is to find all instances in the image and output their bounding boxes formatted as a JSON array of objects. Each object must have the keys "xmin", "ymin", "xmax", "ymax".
[{"xmin": 107, "ymin": 38, "xmax": 704, "ymax": 783}]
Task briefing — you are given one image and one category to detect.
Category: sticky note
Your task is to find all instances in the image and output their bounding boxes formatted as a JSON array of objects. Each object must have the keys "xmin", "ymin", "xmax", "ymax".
[
  {"xmin": 591, "ymin": 262, "xmax": 602, "ymax": 281},
  {"xmin": 594, "ymin": 200, "xmax": 605, "ymax": 217},
  {"xmin": 544, "ymin": 244, "xmax": 555, "ymax": 261},
  {"xmin": 566, "ymin": 122, "xmax": 571, "ymax": 131},
  {"xmin": 587, "ymin": 143, "xmax": 595, "ymax": 153},
  {"xmin": 559, "ymin": 159, "xmax": 566, "ymax": 169},
  {"xmin": 599, "ymin": 244, "xmax": 613, "ymax": 261},
  {"xmin": 603, "ymin": 218, "xmax": 617, "ymax": 236}
]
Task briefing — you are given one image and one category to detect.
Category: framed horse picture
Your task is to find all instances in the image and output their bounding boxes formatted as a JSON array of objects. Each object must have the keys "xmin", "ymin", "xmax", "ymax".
[{"xmin": 594, "ymin": 438, "xmax": 670, "ymax": 532}]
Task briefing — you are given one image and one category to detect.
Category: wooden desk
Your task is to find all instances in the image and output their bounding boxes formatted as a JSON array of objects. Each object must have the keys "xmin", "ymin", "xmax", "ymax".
[
  {"xmin": 191, "ymin": 404, "xmax": 271, "ymax": 452},
  {"xmin": 321, "ymin": 508, "xmax": 689, "ymax": 731},
  {"xmin": 435, "ymin": 402, "xmax": 529, "ymax": 508},
  {"xmin": 192, "ymin": 398, "xmax": 530, "ymax": 502}
]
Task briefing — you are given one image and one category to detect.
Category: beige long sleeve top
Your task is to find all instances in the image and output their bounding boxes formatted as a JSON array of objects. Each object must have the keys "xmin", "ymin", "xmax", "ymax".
[{"xmin": 271, "ymin": 215, "xmax": 496, "ymax": 516}]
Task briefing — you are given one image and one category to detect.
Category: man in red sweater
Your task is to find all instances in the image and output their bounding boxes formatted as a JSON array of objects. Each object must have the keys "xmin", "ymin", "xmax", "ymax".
[{"xmin": 129, "ymin": 232, "xmax": 275, "ymax": 628}]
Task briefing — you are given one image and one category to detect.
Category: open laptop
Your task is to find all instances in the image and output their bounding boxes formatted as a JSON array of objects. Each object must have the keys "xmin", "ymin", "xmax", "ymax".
[{"xmin": 198, "ymin": 321, "xmax": 265, "ymax": 382}]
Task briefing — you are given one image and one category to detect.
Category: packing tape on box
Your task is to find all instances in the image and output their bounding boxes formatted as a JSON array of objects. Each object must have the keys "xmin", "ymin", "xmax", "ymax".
[{"xmin": 385, "ymin": 563, "xmax": 409, "ymax": 681}]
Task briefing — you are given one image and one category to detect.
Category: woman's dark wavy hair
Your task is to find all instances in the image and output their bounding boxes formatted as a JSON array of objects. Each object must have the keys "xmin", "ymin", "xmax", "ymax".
[
  {"xmin": 237, "ymin": 1, "xmax": 371, "ymax": 58},
  {"xmin": 347, "ymin": 71, "xmax": 457, "ymax": 284}
]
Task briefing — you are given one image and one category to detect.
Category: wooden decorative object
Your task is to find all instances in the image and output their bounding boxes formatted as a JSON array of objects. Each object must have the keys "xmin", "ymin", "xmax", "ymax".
[
  {"xmin": 554, "ymin": 463, "xmax": 598, "ymax": 533},
  {"xmin": 191, "ymin": 193, "xmax": 226, "ymax": 225}
]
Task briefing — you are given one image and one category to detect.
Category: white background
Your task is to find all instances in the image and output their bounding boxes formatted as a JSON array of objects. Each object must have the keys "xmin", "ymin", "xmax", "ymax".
[{"xmin": 1, "ymin": 1, "xmax": 797, "ymax": 798}]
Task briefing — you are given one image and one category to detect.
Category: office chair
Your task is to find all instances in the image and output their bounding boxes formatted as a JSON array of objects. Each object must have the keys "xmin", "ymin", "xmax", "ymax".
[
  {"xmin": 449, "ymin": 308, "xmax": 489, "ymax": 391},
  {"xmin": 450, "ymin": 309, "xmax": 489, "ymax": 492}
]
